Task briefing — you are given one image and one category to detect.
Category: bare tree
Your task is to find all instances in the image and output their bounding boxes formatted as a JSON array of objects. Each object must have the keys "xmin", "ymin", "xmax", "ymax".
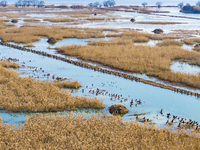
[
  {"xmin": 156, "ymin": 2, "xmax": 162, "ymax": 8},
  {"xmin": 186, "ymin": 3, "xmax": 190, "ymax": 6},
  {"xmin": 88, "ymin": 3, "xmax": 93, "ymax": 6},
  {"xmin": 93, "ymin": 2, "xmax": 100, "ymax": 7},
  {"xmin": 103, "ymin": 0, "xmax": 116, "ymax": 7},
  {"xmin": 0, "ymin": 0, "xmax": 7, "ymax": 7},
  {"xmin": 27, "ymin": 0, "xmax": 32, "ymax": 7},
  {"xmin": 196, "ymin": 1, "xmax": 200, "ymax": 6},
  {"xmin": 178, "ymin": 2, "xmax": 184, "ymax": 9},
  {"xmin": 38, "ymin": 1, "xmax": 44, "ymax": 7},
  {"xmin": 142, "ymin": 2, "xmax": 148, "ymax": 8},
  {"xmin": 33, "ymin": 0, "xmax": 39, "ymax": 7}
]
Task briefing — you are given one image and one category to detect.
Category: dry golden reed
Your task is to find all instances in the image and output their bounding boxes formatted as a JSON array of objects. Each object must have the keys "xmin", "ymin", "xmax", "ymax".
[
  {"xmin": 192, "ymin": 38, "xmax": 200, "ymax": 43},
  {"xmin": 157, "ymin": 40, "xmax": 183, "ymax": 46},
  {"xmin": 0, "ymin": 113, "xmax": 200, "ymax": 149},
  {"xmin": 56, "ymin": 40, "xmax": 200, "ymax": 88},
  {"xmin": 23, "ymin": 19, "xmax": 40, "ymax": 22},
  {"xmin": 135, "ymin": 21, "xmax": 186, "ymax": 25},
  {"xmin": 53, "ymin": 80, "xmax": 82, "ymax": 89},
  {"xmin": 43, "ymin": 18, "xmax": 75, "ymax": 22},
  {"xmin": 183, "ymin": 38, "xmax": 194, "ymax": 45},
  {"xmin": 0, "ymin": 66, "xmax": 104, "ymax": 112},
  {"xmin": 0, "ymin": 60, "xmax": 20, "ymax": 68},
  {"xmin": 0, "ymin": 26, "xmax": 107, "ymax": 43}
]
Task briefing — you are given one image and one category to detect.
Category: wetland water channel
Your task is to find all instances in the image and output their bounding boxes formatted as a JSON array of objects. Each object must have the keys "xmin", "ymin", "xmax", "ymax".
[{"xmin": 0, "ymin": 38, "xmax": 200, "ymax": 128}]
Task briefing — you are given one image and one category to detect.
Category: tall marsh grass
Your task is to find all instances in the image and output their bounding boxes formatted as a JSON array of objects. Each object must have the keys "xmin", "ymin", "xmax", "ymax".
[
  {"xmin": 43, "ymin": 18, "xmax": 75, "ymax": 22},
  {"xmin": 0, "ymin": 113, "xmax": 200, "ymax": 149},
  {"xmin": 0, "ymin": 66, "xmax": 104, "ymax": 112},
  {"xmin": 183, "ymin": 38, "xmax": 194, "ymax": 45},
  {"xmin": 157, "ymin": 40, "xmax": 183, "ymax": 46},
  {"xmin": 0, "ymin": 60, "xmax": 20, "ymax": 68},
  {"xmin": 53, "ymin": 80, "xmax": 82, "ymax": 89},
  {"xmin": 136, "ymin": 21, "xmax": 186, "ymax": 25},
  {"xmin": 0, "ymin": 26, "xmax": 107, "ymax": 43},
  {"xmin": 57, "ymin": 43, "xmax": 200, "ymax": 88}
]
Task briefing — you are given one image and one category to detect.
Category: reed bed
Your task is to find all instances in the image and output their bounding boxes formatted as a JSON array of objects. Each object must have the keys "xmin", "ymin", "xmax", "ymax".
[
  {"xmin": 192, "ymin": 38, "xmax": 200, "ymax": 43},
  {"xmin": 88, "ymin": 36, "xmax": 148, "ymax": 46},
  {"xmin": 157, "ymin": 40, "xmax": 183, "ymax": 46},
  {"xmin": 193, "ymin": 46, "xmax": 200, "ymax": 52},
  {"xmin": 0, "ymin": 26, "xmax": 108, "ymax": 43},
  {"xmin": 149, "ymin": 35, "xmax": 164, "ymax": 40},
  {"xmin": 85, "ymin": 17, "xmax": 114, "ymax": 21},
  {"xmin": 0, "ymin": 60, "xmax": 20, "ymax": 69},
  {"xmin": 183, "ymin": 38, "xmax": 194, "ymax": 45},
  {"xmin": 43, "ymin": 18, "xmax": 76, "ymax": 22},
  {"xmin": 24, "ymin": 10, "xmax": 106, "ymax": 17},
  {"xmin": 56, "ymin": 42, "xmax": 200, "ymax": 88},
  {"xmin": 0, "ymin": 33, "xmax": 40, "ymax": 43},
  {"xmin": 88, "ymin": 38, "xmax": 132, "ymax": 46},
  {"xmin": 4, "ymin": 23, "xmax": 15, "ymax": 27},
  {"xmin": 182, "ymin": 38, "xmax": 200, "ymax": 45},
  {"xmin": 0, "ymin": 23, "xmax": 6, "ymax": 29},
  {"xmin": 53, "ymin": 80, "xmax": 82, "ymax": 89},
  {"xmin": 0, "ymin": 19, "xmax": 9, "ymax": 22},
  {"xmin": 0, "ymin": 66, "xmax": 104, "ymax": 112},
  {"xmin": 135, "ymin": 21, "xmax": 186, "ymax": 25},
  {"xmin": 23, "ymin": 19, "xmax": 40, "ymax": 22},
  {"xmin": 0, "ymin": 12, "xmax": 27, "ymax": 19},
  {"xmin": 0, "ymin": 113, "xmax": 200, "ymax": 149}
]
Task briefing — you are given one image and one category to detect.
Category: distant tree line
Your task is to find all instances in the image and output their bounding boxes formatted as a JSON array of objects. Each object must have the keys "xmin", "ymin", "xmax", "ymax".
[
  {"xmin": 15, "ymin": 0, "xmax": 45, "ymax": 7},
  {"xmin": 88, "ymin": 0, "xmax": 116, "ymax": 7},
  {"xmin": 141, "ymin": 2, "xmax": 162, "ymax": 8},
  {"xmin": 179, "ymin": 1, "xmax": 200, "ymax": 13},
  {"xmin": 0, "ymin": 0, "xmax": 7, "ymax": 7}
]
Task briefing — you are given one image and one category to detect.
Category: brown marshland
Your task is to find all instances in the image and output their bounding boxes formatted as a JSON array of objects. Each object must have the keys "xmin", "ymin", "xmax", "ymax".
[{"xmin": 0, "ymin": 63, "xmax": 104, "ymax": 112}]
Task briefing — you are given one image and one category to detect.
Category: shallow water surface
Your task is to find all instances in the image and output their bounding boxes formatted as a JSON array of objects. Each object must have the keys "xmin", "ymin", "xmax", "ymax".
[{"xmin": 171, "ymin": 61, "xmax": 200, "ymax": 74}]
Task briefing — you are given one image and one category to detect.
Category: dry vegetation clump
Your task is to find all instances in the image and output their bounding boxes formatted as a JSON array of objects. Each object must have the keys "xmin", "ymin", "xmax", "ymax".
[
  {"xmin": 23, "ymin": 19, "xmax": 40, "ymax": 22},
  {"xmin": 183, "ymin": 38, "xmax": 194, "ymax": 45},
  {"xmin": 149, "ymin": 35, "xmax": 164, "ymax": 40},
  {"xmin": 131, "ymin": 36, "xmax": 149, "ymax": 43},
  {"xmin": 0, "ymin": 19, "xmax": 9, "ymax": 22},
  {"xmin": 182, "ymin": 38, "xmax": 200, "ymax": 46},
  {"xmin": 104, "ymin": 31, "xmax": 151, "ymax": 44},
  {"xmin": 86, "ymin": 17, "xmax": 106, "ymax": 21},
  {"xmin": 88, "ymin": 36, "xmax": 149, "ymax": 46},
  {"xmin": 0, "ymin": 23, "xmax": 6, "ymax": 29},
  {"xmin": 85, "ymin": 17, "xmax": 115, "ymax": 21},
  {"xmin": 0, "ymin": 66, "xmax": 104, "ymax": 112},
  {"xmin": 24, "ymin": 43, "xmax": 35, "ymax": 47},
  {"xmin": 0, "ymin": 60, "xmax": 20, "ymax": 69},
  {"xmin": 193, "ymin": 45, "xmax": 200, "ymax": 52},
  {"xmin": 56, "ymin": 41, "xmax": 200, "ymax": 88},
  {"xmin": 4, "ymin": 23, "xmax": 15, "ymax": 27},
  {"xmin": 53, "ymin": 80, "xmax": 82, "ymax": 89},
  {"xmin": 157, "ymin": 40, "xmax": 183, "ymax": 46},
  {"xmin": 0, "ymin": 114, "xmax": 200, "ymax": 149},
  {"xmin": 192, "ymin": 38, "xmax": 200, "ymax": 43},
  {"xmin": 43, "ymin": 18, "xmax": 76, "ymax": 22}
]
